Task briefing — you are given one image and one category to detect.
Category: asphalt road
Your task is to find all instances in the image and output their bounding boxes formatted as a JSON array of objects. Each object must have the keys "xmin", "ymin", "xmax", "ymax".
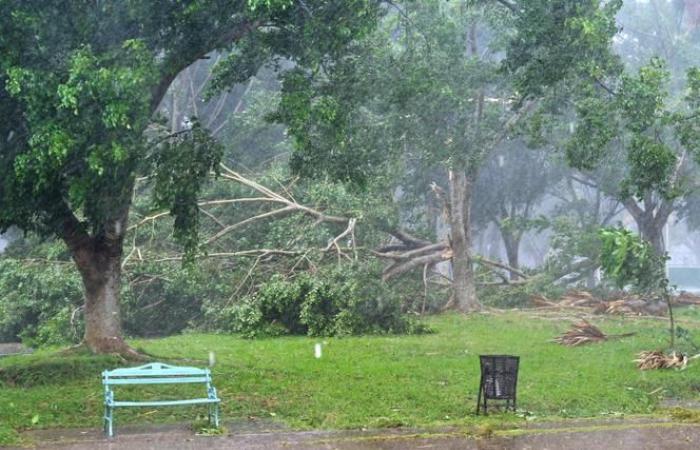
[{"xmin": 8, "ymin": 419, "xmax": 700, "ymax": 450}]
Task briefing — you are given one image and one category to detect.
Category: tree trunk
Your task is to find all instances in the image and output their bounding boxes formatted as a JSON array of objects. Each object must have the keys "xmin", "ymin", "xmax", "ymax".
[
  {"xmin": 75, "ymin": 247, "xmax": 127, "ymax": 353},
  {"xmin": 623, "ymin": 195, "xmax": 672, "ymax": 256},
  {"xmin": 62, "ymin": 214, "xmax": 135, "ymax": 355},
  {"xmin": 501, "ymin": 230, "xmax": 521, "ymax": 281},
  {"xmin": 448, "ymin": 169, "xmax": 480, "ymax": 312},
  {"xmin": 636, "ymin": 215, "xmax": 665, "ymax": 255}
]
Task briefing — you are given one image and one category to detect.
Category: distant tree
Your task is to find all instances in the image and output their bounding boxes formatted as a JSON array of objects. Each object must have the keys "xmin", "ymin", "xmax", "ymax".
[
  {"xmin": 472, "ymin": 144, "xmax": 558, "ymax": 279},
  {"xmin": 0, "ymin": 0, "xmax": 380, "ymax": 354},
  {"xmin": 558, "ymin": 0, "xmax": 700, "ymax": 255},
  {"xmin": 274, "ymin": 0, "xmax": 622, "ymax": 311},
  {"xmin": 566, "ymin": 58, "xmax": 700, "ymax": 255}
]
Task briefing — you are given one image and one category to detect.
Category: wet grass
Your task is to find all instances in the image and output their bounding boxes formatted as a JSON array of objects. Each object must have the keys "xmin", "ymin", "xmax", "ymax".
[{"xmin": 2, "ymin": 310, "xmax": 700, "ymax": 446}]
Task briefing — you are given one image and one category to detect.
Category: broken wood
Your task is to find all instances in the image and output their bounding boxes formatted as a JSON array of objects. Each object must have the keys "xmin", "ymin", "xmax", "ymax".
[
  {"xmin": 635, "ymin": 351, "xmax": 688, "ymax": 370},
  {"xmin": 553, "ymin": 319, "xmax": 635, "ymax": 346}
]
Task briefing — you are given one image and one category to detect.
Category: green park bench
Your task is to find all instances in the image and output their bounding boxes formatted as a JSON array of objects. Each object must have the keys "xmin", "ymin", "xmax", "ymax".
[{"xmin": 102, "ymin": 362, "xmax": 220, "ymax": 437}]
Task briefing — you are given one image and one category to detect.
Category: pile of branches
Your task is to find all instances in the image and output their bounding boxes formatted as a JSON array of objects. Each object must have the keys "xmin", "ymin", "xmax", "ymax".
[
  {"xmin": 553, "ymin": 319, "xmax": 635, "ymax": 347},
  {"xmin": 635, "ymin": 351, "xmax": 688, "ymax": 370},
  {"xmin": 553, "ymin": 320, "xmax": 608, "ymax": 346},
  {"xmin": 532, "ymin": 290, "xmax": 674, "ymax": 316},
  {"xmin": 532, "ymin": 290, "xmax": 599, "ymax": 309},
  {"xmin": 593, "ymin": 297, "xmax": 667, "ymax": 316}
]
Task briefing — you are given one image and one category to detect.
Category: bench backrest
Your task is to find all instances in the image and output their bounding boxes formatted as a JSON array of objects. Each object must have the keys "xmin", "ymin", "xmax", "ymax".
[{"xmin": 103, "ymin": 362, "xmax": 212, "ymax": 386}]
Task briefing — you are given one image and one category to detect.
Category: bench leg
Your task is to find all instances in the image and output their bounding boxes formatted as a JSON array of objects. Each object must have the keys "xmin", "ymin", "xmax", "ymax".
[
  {"xmin": 209, "ymin": 403, "xmax": 220, "ymax": 428},
  {"xmin": 104, "ymin": 406, "xmax": 114, "ymax": 437}
]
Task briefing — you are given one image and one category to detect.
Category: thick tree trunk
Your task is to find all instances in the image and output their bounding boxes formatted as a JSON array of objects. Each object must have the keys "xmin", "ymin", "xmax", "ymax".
[
  {"xmin": 637, "ymin": 217, "xmax": 665, "ymax": 256},
  {"xmin": 623, "ymin": 195, "xmax": 672, "ymax": 256},
  {"xmin": 75, "ymin": 247, "xmax": 127, "ymax": 353},
  {"xmin": 62, "ymin": 213, "xmax": 135, "ymax": 355},
  {"xmin": 448, "ymin": 169, "xmax": 480, "ymax": 312}
]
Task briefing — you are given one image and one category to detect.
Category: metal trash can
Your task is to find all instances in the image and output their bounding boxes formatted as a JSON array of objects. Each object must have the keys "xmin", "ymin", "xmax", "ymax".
[{"xmin": 476, "ymin": 355, "xmax": 519, "ymax": 415}]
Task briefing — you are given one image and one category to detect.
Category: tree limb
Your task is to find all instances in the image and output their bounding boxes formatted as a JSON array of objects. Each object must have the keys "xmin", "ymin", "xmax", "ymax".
[
  {"xmin": 474, "ymin": 255, "xmax": 529, "ymax": 279},
  {"xmin": 382, "ymin": 250, "xmax": 451, "ymax": 281}
]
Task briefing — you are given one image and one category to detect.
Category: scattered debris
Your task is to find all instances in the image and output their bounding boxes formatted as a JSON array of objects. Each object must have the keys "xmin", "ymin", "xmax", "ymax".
[
  {"xmin": 554, "ymin": 320, "xmax": 607, "ymax": 346},
  {"xmin": 635, "ymin": 351, "xmax": 688, "ymax": 370},
  {"xmin": 553, "ymin": 320, "xmax": 635, "ymax": 346},
  {"xmin": 593, "ymin": 298, "xmax": 667, "ymax": 316},
  {"xmin": 530, "ymin": 289, "xmax": 699, "ymax": 317}
]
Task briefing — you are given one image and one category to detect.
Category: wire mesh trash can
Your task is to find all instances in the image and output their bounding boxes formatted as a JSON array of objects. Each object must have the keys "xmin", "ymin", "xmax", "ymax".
[{"xmin": 476, "ymin": 355, "xmax": 519, "ymax": 415}]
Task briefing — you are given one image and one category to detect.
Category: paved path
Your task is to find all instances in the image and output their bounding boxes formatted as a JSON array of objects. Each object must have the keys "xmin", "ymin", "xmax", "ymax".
[{"xmin": 8, "ymin": 419, "xmax": 700, "ymax": 450}]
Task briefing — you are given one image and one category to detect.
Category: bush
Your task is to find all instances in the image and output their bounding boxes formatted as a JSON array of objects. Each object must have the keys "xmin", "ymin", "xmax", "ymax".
[
  {"xmin": 212, "ymin": 263, "xmax": 428, "ymax": 338},
  {"xmin": 0, "ymin": 259, "xmax": 83, "ymax": 346}
]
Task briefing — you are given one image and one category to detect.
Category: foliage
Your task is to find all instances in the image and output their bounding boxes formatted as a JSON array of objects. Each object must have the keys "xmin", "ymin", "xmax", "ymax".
[
  {"xmin": 478, "ymin": 284, "xmax": 532, "ymax": 309},
  {"xmin": 599, "ymin": 226, "xmax": 676, "ymax": 348},
  {"xmin": 0, "ymin": 0, "xmax": 385, "ymax": 352},
  {"xmin": 211, "ymin": 264, "xmax": 425, "ymax": 338},
  {"xmin": 567, "ymin": 58, "xmax": 700, "ymax": 218},
  {"xmin": 505, "ymin": 0, "xmax": 623, "ymax": 98},
  {"xmin": 544, "ymin": 217, "xmax": 604, "ymax": 285},
  {"xmin": 0, "ymin": 235, "xmax": 236, "ymax": 345},
  {"xmin": 478, "ymin": 274, "xmax": 566, "ymax": 309},
  {"xmin": 0, "ymin": 259, "xmax": 83, "ymax": 346},
  {"xmin": 121, "ymin": 262, "xmax": 230, "ymax": 338},
  {"xmin": 472, "ymin": 143, "xmax": 559, "ymax": 270},
  {"xmin": 599, "ymin": 227, "xmax": 667, "ymax": 294}
]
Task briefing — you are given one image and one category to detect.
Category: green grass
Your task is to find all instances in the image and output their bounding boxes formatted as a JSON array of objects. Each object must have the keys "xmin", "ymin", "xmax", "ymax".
[{"xmin": 2, "ymin": 310, "xmax": 700, "ymax": 446}]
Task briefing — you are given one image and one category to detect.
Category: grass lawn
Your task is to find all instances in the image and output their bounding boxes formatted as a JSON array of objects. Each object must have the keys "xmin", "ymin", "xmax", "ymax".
[{"xmin": 1, "ymin": 310, "xmax": 700, "ymax": 445}]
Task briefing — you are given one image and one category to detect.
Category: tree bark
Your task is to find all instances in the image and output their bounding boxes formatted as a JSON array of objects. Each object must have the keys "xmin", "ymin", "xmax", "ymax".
[
  {"xmin": 501, "ymin": 229, "xmax": 521, "ymax": 281},
  {"xmin": 638, "ymin": 217, "xmax": 665, "ymax": 256},
  {"xmin": 61, "ymin": 211, "xmax": 135, "ymax": 355},
  {"xmin": 622, "ymin": 194, "xmax": 673, "ymax": 256},
  {"xmin": 448, "ymin": 169, "xmax": 480, "ymax": 312},
  {"xmin": 75, "ymin": 246, "xmax": 127, "ymax": 353}
]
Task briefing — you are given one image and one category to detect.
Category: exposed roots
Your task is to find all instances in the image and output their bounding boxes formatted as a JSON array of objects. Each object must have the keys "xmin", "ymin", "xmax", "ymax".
[{"xmin": 61, "ymin": 339, "xmax": 148, "ymax": 362}]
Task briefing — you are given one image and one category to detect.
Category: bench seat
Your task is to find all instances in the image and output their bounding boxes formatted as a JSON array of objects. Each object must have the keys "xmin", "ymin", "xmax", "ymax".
[{"xmin": 112, "ymin": 398, "xmax": 220, "ymax": 407}]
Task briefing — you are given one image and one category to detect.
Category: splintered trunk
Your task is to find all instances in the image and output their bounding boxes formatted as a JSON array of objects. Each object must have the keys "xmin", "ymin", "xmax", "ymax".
[{"xmin": 448, "ymin": 169, "xmax": 480, "ymax": 312}]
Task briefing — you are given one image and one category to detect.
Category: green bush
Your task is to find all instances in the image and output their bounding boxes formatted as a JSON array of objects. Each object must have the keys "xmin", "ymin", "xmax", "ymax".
[
  {"xmin": 0, "ymin": 259, "xmax": 83, "ymax": 346},
  {"xmin": 214, "ymin": 264, "xmax": 428, "ymax": 338}
]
